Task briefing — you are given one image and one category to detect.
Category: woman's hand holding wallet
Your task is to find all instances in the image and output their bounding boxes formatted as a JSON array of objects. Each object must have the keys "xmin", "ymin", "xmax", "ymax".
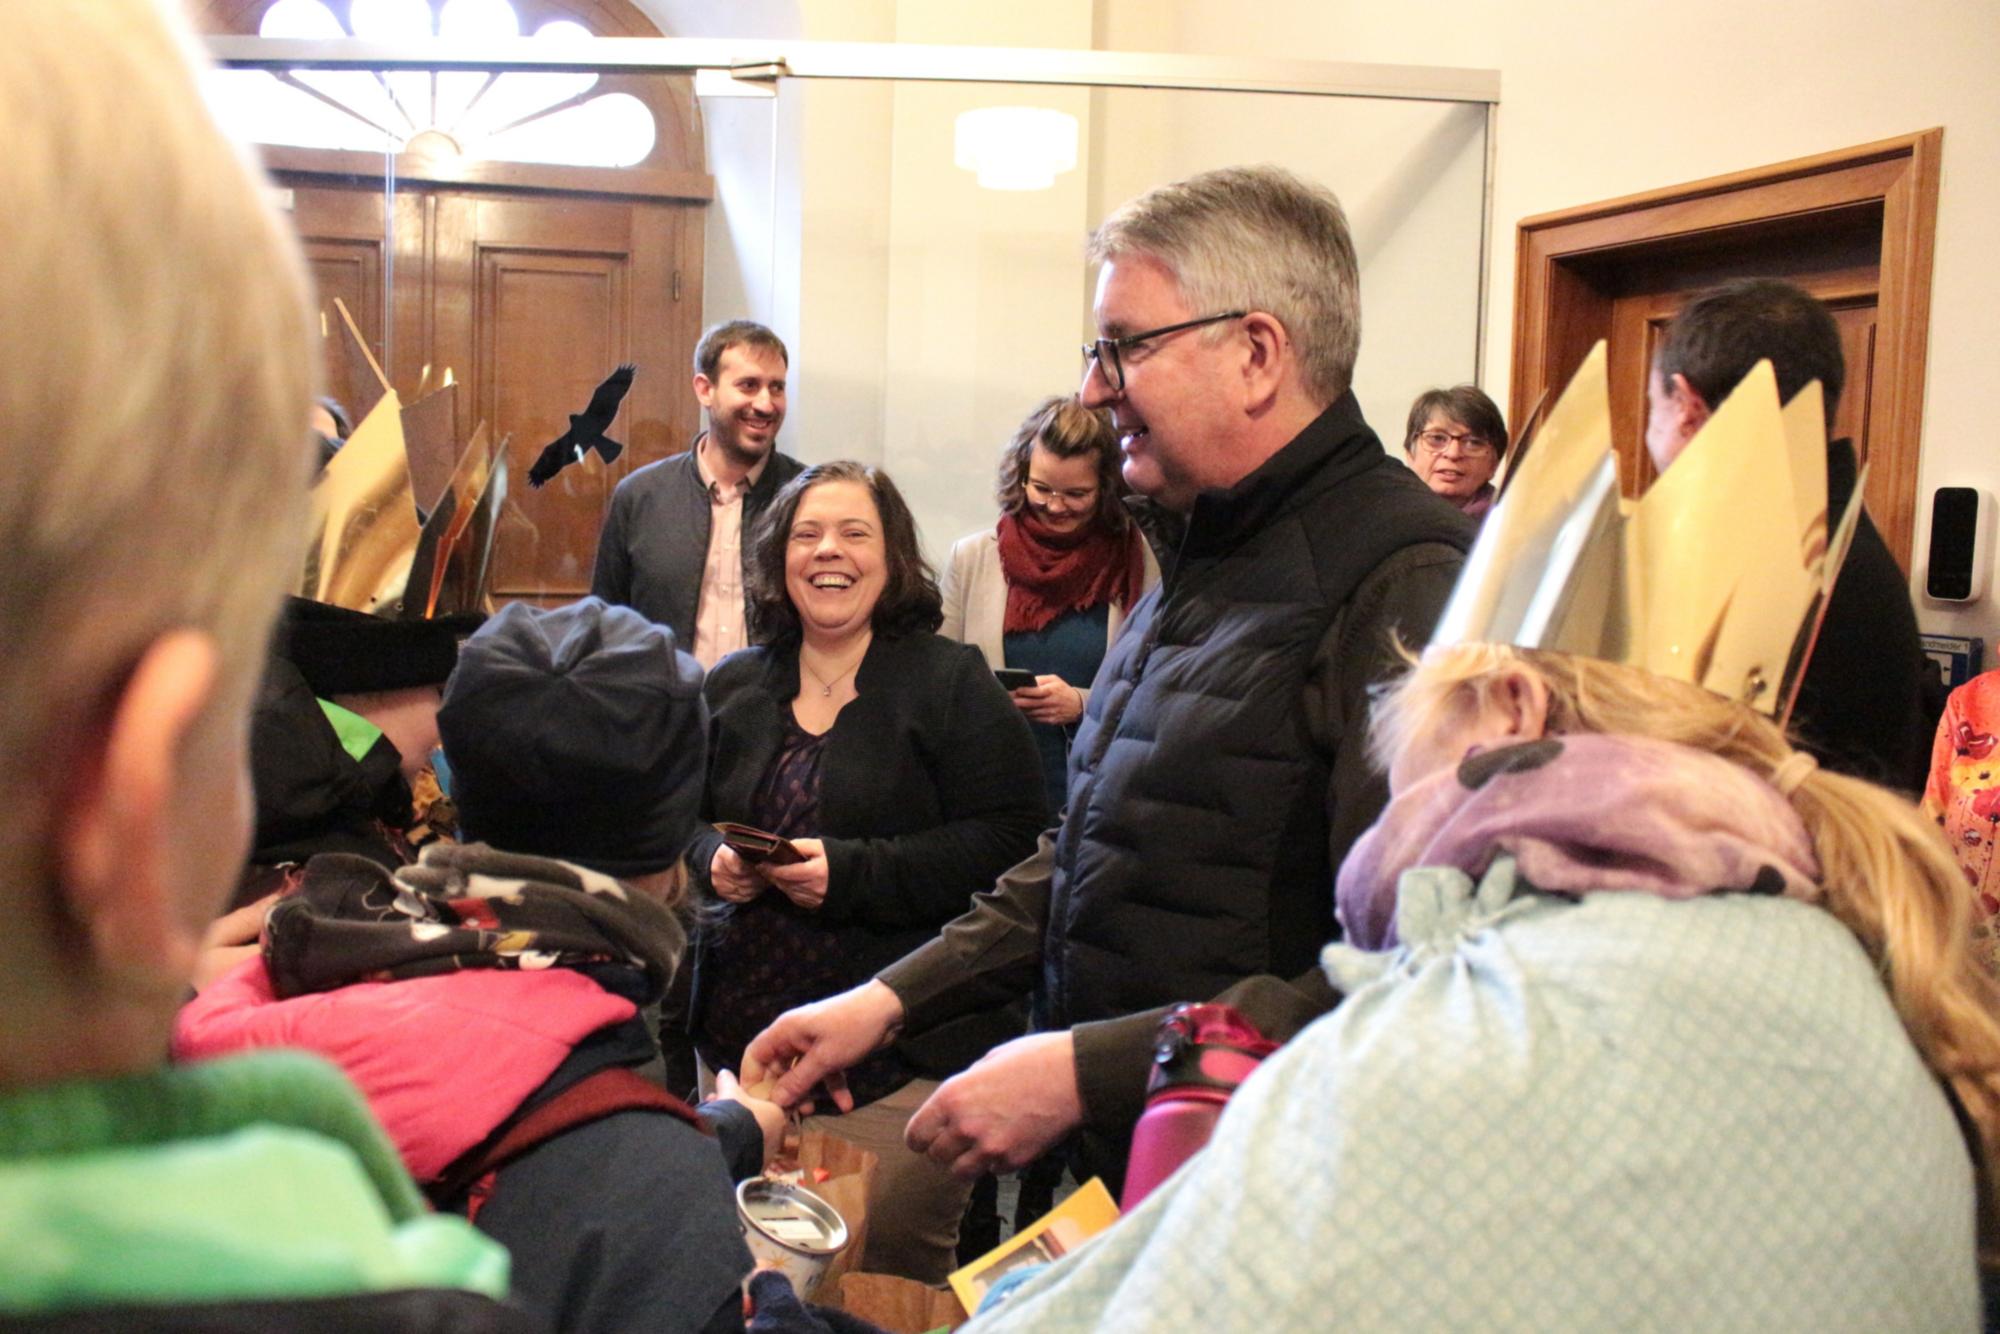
[
  {"xmin": 760, "ymin": 838, "xmax": 830, "ymax": 910},
  {"xmin": 710, "ymin": 843, "xmax": 766, "ymax": 903},
  {"xmin": 712, "ymin": 834, "xmax": 831, "ymax": 909}
]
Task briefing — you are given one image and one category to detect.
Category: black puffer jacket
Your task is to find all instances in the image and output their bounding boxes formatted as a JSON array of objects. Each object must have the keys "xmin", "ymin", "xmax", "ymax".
[{"xmin": 1044, "ymin": 392, "xmax": 1473, "ymax": 1031}]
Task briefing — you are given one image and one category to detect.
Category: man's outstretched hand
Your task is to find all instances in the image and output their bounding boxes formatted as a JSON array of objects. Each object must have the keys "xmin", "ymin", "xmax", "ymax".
[
  {"xmin": 742, "ymin": 979, "xmax": 907, "ymax": 1113},
  {"xmin": 904, "ymin": 1030, "xmax": 1082, "ymax": 1180}
]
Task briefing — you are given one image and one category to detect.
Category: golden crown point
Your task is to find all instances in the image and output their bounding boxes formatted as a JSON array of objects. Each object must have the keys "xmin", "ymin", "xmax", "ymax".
[
  {"xmin": 303, "ymin": 298, "xmax": 507, "ymax": 619},
  {"xmin": 1430, "ymin": 341, "xmax": 1865, "ymax": 725}
]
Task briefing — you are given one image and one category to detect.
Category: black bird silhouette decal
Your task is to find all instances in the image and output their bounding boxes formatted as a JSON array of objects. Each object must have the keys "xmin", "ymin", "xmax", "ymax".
[{"xmin": 527, "ymin": 363, "xmax": 636, "ymax": 487}]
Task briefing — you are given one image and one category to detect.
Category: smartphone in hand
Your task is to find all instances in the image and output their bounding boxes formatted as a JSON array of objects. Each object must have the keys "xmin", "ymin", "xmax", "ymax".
[{"xmin": 994, "ymin": 667, "xmax": 1038, "ymax": 690}]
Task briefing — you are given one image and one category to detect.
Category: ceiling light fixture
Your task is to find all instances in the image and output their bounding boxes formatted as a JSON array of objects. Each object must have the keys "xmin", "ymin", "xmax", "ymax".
[{"xmin": 952, "ymin": 106, "xmax": 1078, "ymax": 191}]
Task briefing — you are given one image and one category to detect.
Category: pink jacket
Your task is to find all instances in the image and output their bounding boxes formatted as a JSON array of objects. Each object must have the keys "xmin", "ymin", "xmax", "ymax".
[{"xmin": 174, "ymin": 958, "xmax": 636, "ymax": 1180}]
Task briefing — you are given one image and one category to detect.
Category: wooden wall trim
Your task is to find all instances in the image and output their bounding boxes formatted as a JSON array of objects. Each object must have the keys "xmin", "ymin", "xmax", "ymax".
[
  {"xmin": 1869, "ymin": 129, "xmax": 1944, "ymax": 576},
  {"xmin": 1516, "ymin": 130, "xmax": 1941, "ymax": 233}
]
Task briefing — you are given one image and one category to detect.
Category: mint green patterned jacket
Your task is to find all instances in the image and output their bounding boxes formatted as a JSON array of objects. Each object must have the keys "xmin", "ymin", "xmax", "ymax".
[{"xmin": 972, "ymin": 857, "xmax": 1979, "ymax": 1332}]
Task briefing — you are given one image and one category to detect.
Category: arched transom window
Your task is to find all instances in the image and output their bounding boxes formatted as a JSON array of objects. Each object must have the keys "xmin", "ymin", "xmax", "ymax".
[{"xmin": 206, "ymin": 0, "xmax": 657, "ymax": 168}]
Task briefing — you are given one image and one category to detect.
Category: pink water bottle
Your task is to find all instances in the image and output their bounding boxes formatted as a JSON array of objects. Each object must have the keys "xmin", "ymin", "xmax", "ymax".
[{"xmin": 1120, "ymin": 1003, "xmax": 1276, "ymax": 1210}]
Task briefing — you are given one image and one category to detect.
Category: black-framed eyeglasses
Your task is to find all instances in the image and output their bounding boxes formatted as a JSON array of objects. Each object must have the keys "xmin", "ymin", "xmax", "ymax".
[
  {"xmin": 1025, "ymin": 478, "xmax": 1100, "ymax": 507},
  {"xmin": 1082, "ymin": 311, "xmax": 1247, "ymax": 393},
  {"xmin": 1412, "ymin": 428, "xmax": 1496, "ymax": 457}
]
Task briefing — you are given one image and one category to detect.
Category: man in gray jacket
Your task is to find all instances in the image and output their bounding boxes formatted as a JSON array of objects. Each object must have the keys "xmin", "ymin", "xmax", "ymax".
[
  {"xmin": 746, "ymin": 166, "xmax": 1473, "ymax": 1190},
  {"xmin": 590, "ymin": 319, "xmax": 805, "ymax": 667}
]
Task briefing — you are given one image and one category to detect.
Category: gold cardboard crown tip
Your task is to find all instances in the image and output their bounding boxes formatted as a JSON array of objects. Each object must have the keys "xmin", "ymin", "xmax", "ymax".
[{"xmin": 1431, "ymin": 343, "xmax": 1860, "ymax": 719}]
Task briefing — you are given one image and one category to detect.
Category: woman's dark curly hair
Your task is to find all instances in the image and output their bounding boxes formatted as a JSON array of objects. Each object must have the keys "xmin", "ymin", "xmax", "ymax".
[
  {"xmin": 994, "ymin": 395, "xmax": 1128, "ymax": 534},
  {"xmin": 747, "ymin": 460, "xmax": 944, "ymax": 648}
]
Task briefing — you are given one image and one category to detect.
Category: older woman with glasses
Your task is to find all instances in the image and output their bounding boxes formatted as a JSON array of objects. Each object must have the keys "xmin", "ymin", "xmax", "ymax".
[
  {"xmin": 941, "ymin": 396, "xmax": 1160, "ymax": 812},
  {"xmin": 1404, "ymin": 384, "xmax": 1509, "ymax": 521}
]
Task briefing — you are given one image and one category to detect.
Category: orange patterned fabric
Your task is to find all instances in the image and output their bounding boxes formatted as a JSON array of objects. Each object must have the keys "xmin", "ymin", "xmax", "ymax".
[{"xmin": 1922, "ymin": 668, "xmax": 2000, "ymax": 969}]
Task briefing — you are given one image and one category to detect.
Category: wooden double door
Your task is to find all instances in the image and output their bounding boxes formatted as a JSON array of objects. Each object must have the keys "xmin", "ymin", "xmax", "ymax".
[{"xmin": 284, "ymin": 173, "xmax": 704, "ymax": 606}]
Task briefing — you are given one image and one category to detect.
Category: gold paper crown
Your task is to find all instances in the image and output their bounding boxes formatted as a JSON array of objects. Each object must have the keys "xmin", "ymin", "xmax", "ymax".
[
  {"xmin": 303, "ymin": 300, "xmax": 508, "ymax": 619},
  {"xmin": 1430, "ymin": 341, "xmax": 1866, "ymax": 724}
]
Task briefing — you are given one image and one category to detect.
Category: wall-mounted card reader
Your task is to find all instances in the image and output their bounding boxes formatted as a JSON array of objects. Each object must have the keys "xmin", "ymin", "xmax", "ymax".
[{"xmin": 1925, "ymin": 487, "xmax": 1992, "ymax": 603}]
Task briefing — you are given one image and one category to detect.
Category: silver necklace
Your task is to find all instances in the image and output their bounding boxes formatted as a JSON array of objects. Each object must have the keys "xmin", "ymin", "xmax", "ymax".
[{"xmin": 801, "ymin": 645, "xmax": 867, "ymax": 697}]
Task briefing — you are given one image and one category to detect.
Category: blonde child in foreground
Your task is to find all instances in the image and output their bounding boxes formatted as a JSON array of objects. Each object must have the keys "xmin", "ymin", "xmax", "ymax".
[{"xmin": 0, "ymin": 1, "xmax": 527, "ymax": 1326}]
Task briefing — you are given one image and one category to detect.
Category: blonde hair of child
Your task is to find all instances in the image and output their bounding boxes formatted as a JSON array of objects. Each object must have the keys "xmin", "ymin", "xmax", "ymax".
[{"xmin": 0, "ymin": 0, "xmax": 317, "ymax": 884}]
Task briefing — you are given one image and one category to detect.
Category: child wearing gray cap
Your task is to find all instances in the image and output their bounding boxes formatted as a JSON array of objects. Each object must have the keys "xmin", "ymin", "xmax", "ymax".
[{"xmin": 180, "ymin": 599, "xmax": 779, "ymax": 1334}]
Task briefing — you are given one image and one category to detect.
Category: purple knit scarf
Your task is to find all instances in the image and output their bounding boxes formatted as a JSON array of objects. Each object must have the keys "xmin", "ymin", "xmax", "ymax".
[{"xmin": 1335, "ymin": 733, "xmax": 1821, "ymax": 951}]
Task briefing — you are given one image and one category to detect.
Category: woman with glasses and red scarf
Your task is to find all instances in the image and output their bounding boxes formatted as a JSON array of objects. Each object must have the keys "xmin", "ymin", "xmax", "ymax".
[
  {"xmin": 1404, "ymin": 384, "xmax": 1509, "ymax": 523},
  {"xmin": 941, "ymin": 395, "xmax": 1160, "ymax": 813}
]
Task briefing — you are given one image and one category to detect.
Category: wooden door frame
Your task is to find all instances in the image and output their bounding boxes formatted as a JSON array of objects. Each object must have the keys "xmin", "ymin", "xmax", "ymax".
[{"xmin": 1511, "ymin": 129, "xmax": 1942, "ymax": 567}]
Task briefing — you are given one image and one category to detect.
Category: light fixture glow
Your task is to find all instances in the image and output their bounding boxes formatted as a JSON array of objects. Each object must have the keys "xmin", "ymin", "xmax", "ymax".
[
  {"xmin": 224, "ymin": 1, "xmax": 653, "ymax": 169},
  {"xmin": 438, "ymin": 0, "xmax": 517, "ymax": 40},
  {"xmin": 454, "ymin": 16, "xmax": 595, "ymax": 136},
  {"xmin": 952, "ymin": 107, "xmax": 1078, "ymax": 191},
  {"xmin": 258, "ymin": 0, "xmax": 343, "ymax": 38},
  {"xmin": 204, "ymin": 68, "xmax": 389, "ymax": 151},
  {"xmin": 347, "ymin": 0, "xmax": 433, "ymax": 40},
  {"xmin": 482, "ymin": 92, "xmax": 654, "ymax": 167}
]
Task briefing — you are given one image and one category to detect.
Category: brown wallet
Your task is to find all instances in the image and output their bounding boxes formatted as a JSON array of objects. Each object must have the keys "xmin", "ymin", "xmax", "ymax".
[{"xmin": 714, "ymin": 821, "xmax": 808, "ymax": 866}]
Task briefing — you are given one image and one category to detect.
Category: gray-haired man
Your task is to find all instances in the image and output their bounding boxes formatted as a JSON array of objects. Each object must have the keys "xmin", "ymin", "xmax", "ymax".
[{"xmin": 748, "ymin": 166, "xmax": 1475, "ymax": 1190}]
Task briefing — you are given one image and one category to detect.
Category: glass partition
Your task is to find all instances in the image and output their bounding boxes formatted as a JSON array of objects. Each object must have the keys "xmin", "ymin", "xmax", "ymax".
[
  {"xmin": 209, "ymin": 29, "xmax": 1492, "ymax": 594},
  {"xmin": 768, "ymin": 78, "xmax": 1488, "ymax": 562}
]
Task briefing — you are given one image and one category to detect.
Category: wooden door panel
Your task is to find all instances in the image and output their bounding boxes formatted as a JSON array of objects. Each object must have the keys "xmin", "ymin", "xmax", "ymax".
[
  {"xmin": 1603, "ymin": 259, "xmax": 1882, "ymax": 506},
  {"xmin": 302, "ymin": 244, "xmax": 380, "ymax": 416},
  {"xmin": 632, "ymin": 199, "xmax": 700, "ymax": 464},
  {"xmin": 1513, "ymin": 134, "xmax": 1940, "ymax": 573},
  {"xmin": 1605, "ymin": 291, "xmax": 1673, "ymax": 496},
  {"xmin": 450, "ymin": 192, "xmax": 689, "ymax": 605},
  {"xmin": 283, "ymin": 184, "xmax": 387, "ymax": 419},
  {"xmin": 266, "ymin": 175, "xmax": 700, "ymax": 607},
  {"xmin": 477, "ymin": 244, "xmax": 630, "ymax": 600},
  {"xmin": 427, "ymin": 192, "xmax": 477, "ymax": 413},
  {"xmin": 472, "ymin": 194, "xmax": 635, "ymax": 250},
  {"xmin": 1828, "ymin": 303, "xmax": 1878, "ymax": 463},
  {"xmin": 387, "ymin": 189, "xmax": 434, "ymax": 401}
]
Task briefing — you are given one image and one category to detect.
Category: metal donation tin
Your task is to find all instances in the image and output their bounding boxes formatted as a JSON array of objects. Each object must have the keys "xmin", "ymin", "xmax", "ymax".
[{"xmin": 736, "ymin": 1177, "xmax": 850, "ymax": 1300}]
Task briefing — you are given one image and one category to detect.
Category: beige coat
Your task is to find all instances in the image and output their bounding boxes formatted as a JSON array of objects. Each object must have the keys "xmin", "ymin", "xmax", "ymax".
[{"xmin": 938, "ymin": 526, "xmax": 1161, "ymax": 710}]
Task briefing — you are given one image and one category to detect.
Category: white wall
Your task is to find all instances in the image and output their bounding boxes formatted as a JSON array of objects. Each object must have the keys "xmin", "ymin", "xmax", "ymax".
[
  {"xmin": 1098, "ymin": 0, "xmax": 2000, "ymax": 648},
  {"xmin": 790, "ymin": 1, "xmax": 1099, "ymax": 561},
  {"xmin": 651, "ymin": 0, "xmax": 1110, "ymax": 558},
  {"xmin": 1087, "ymin": 85, "xmax": 1486, "ymax": 446},
  {"xmin": 642, "ymin": 0, "xmax": 1487, "ymax": 566},
  {"xmin": 642, "ymin": 0, "xmax": 2000, "ymax": 647},
  {"xmin": 875, "ymin": 78, "xmax": 1095, "ymax": 549},
  {"xmin": 644, "ymin": 0, "xmax": 797, "ymax": 332}
]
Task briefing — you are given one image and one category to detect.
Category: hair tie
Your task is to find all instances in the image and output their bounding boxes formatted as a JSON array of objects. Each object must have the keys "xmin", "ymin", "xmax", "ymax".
[{"xmin": 1772, "ymin": 751, "xmax": 1819, "ymax": 797}]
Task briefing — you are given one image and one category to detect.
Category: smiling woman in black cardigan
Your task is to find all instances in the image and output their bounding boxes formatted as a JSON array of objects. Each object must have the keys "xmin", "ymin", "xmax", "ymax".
[{"xmin": 683, "ymin": 460, "xmax": 1047, "ymax": 1283}]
